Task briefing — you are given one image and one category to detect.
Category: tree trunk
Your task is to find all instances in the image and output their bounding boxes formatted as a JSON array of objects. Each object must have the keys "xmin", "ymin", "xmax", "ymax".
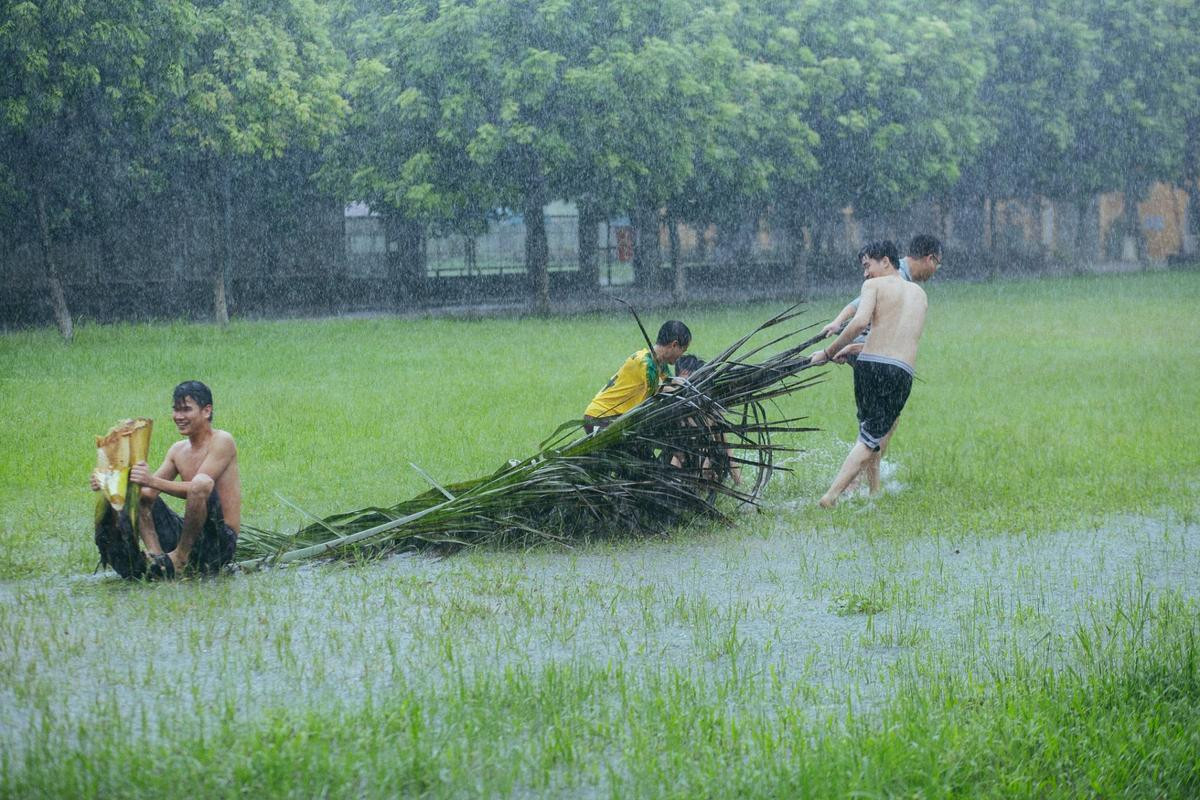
[
  {"xmin": 813, "ymin": 219, "xmax": 827, "ymax": 258},
  {"xmin": 1122, "ymin": 180, "xmax": 1148, "ymax": 264},
  {"xmin": 787, "ymin": 216, "xmax": 807, "ymax": 293},
  {"xmin": 1034, "ymin": 195, "xmax": 1052, "ymax": 264},
  {"xmin": 388, "ymin": 216, "xmax": 425, "ymax": 306},
  {"xmin": 1073, "ymin": 196, "xmax": 1088, "ymax": 254},
  {"xmin": 524, "ymin": 161, "xmax": 549, "ymax": 315},
  {"xmin": 465, "ymin": 236, "xmax": 477, "ymax": 276},
  {"xmin": 984, "ymin": 196, "xmax": 995, "ymax": 252},
  {"xmin": 734, "ymin": 206, "xmax": 755, "ymax": 266},
  {"xmin": 668, "ymin": 210, "xmax": 684, "ymax": 304},
  {"xmin": 1184, "ymin": 118, "xmax": 1199, "ymax": 255},
  {"xmin": 86, "ymin": 105, "xmax": 118, "ymax": 295},
  {"xmin": 577, "ymin": 195, "xmax": 600, "ymax": 288},
  {"xmin": 631, "ymin": 203, "xmax": 660, "ymax": 288},
  {"xmin": 1187, "ymin": 180, "xmax": 1200, "ymax": 257},
  {"xmin": 211, "ymin": 161, "xmax": 231, "ymax": 325},
  {"xmin": 34, "ymin": 184, "xmax": 73, "ymax": 341}
]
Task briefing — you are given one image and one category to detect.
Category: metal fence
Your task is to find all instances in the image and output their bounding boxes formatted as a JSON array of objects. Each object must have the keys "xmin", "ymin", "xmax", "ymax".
[{"xmin": 6, "ymin": 188, "xmax": 1189, "ymax": 329}]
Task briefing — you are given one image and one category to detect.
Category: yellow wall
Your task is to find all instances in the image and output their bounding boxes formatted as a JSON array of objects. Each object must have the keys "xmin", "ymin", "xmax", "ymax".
[{"xmin": 1099, "ymin": 182, "xmax": 1190, "ymax": 260}]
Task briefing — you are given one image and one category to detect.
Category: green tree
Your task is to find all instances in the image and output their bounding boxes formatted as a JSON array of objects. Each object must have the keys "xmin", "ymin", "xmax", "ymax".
[
  {"xmin": 672, "ymin": 1, "xmax": 818, "ymax": 296},
  {"xmin": 0, "ymin": 0, "xmax": 186, "ymax": 339},
  {"xmin": 767, "ymin": 0, "xmax": 986, "ymax": 264},
  {"xmin": 1166, "ymin": 0, "xmax": 1200, "ymax": 256},
  {"xmin": 331, "ymin": 0, "xmax": 707, "ymax": 307},
  {"xmin": 1068, "ymin": 0, "xmax": 1190, "ymax": 261},
  {"xmin": 954, "ymin": 0, "xmax": 1095, "ymax": 256},
  {"xmin": 328, "ymin": 0, "xmax": 561, "ymax": 307},
  {"xmin": 562, "ymin": 0, "xmax": 712, "ymax": 288},
  {"xmin": 164, "ymin": 0, "xmax": 347, "ymax": 323},
  {"xmin": 467, "ymin": 0, "xmax": 576, "ymax": 312},
  {"xmin": 322, "ymin": 0, "xmax": 477, "ymax": 296}
]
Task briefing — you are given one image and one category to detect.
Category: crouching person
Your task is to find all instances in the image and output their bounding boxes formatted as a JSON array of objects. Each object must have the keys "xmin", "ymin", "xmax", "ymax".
[
  {"xmin": 92, "ymin": 381, "xmax": 240, "ymax": 579},
  {"xmin": 669, "ymin": 355, "xmax": 742, "ymax": 486},
  {"xmin": 583, "ymin": 320, "xmax": 692, "ymax": 433}
]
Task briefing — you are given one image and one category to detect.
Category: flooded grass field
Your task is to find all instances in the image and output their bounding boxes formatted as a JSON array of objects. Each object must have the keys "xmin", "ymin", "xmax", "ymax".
[{"xmin": 1, "ymin": 272, "xmax": 1198, "ymax": 796}]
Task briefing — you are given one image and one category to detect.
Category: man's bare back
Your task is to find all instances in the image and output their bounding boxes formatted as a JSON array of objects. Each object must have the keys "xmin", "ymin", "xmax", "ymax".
[
  {"xmin": 858, "ymin": 274, "xmax": 928, "ymax": 368},
  {"xmin": 811, "ymin": 241, "xmax": 929, "ymax": 508}
]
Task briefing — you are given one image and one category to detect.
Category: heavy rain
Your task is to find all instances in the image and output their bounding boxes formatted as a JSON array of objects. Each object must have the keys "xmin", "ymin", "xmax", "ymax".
[{"xmin": 2, "ymin": 0, "xmax": 1198, "ymax": 796}]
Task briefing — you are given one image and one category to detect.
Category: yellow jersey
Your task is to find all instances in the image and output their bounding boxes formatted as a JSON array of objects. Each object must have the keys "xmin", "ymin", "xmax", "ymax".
[{"xmin": 584, "ymin": 348, "xmax": 669, "ymax": 419}]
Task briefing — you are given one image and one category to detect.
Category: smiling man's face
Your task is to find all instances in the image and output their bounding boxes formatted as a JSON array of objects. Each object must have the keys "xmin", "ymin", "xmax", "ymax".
[{"xmin": 172, "ymin": 396, "xmax": 210, "ymax": 435}]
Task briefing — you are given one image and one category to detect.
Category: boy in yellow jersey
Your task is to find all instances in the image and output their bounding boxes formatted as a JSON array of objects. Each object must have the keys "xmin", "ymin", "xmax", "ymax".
[{"xmin": 583, "ymin": 320, "xmax": 691, "ymax": 433}]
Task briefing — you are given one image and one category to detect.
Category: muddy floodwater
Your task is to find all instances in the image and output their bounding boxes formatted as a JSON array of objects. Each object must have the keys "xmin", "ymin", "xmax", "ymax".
[{"xmin": 1, "ymin": 509, "xmax": 1196, "ymax": 758}]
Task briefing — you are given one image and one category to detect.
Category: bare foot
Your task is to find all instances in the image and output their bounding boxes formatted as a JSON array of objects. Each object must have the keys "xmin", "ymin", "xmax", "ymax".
[{"xmin": 148, "ymin": 552, "xmax": 177, "ymax": 580}]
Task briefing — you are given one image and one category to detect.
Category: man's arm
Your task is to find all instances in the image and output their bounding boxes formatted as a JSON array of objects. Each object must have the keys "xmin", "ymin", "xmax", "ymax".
[
  {"xmin": 129, "ymin": 448, "xmax": 183, "ymax": 498},
  {"xmin": 821, "ymin": 299, "xmax": 859, "ymax": 338},
  {"xmin": 133, "ymin": 435, "xmax": 236, "ymax": 498},
  {"xmin": 194, "ymin": 433, "xmax": 237, "ymax": 486},
  {"xmin": 812, "ymin": 283, "xmax": 876, "ymax": 364}
]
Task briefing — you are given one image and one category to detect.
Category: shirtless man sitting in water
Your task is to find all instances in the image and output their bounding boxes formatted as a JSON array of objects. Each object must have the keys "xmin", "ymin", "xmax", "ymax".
[
  {"xmin": 809, "ymin": 240, "xmax": 928, "ymax": 507},
  {"xmin": 92, "ymin": 380, "xmax": 241, "ymax": 578}
]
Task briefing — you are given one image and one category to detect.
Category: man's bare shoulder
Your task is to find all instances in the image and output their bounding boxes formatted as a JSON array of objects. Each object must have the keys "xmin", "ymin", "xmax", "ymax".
[
  {"xmin": 862, "ymin": 275, "xmax": 906, "ymax": 292},
  {"xmin": 856, "ymin": 278, "xmax": 879, "ymax": 299},
  {"xmin": 212, "ymin": 429, "xmax": 238, "ymax": 453},
  {"xmin": 875, "ymin": 276, "xmax": 926, "ymax": 298}
]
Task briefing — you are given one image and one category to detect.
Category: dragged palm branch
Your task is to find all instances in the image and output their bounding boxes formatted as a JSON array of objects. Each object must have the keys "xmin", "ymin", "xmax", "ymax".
[{"xmin": 236, "ymin": 309, "xmax": 827, "ymax": 569}]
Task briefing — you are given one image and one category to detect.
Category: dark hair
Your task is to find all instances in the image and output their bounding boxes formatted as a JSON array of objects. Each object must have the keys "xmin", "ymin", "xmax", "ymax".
[
  {"xmin": 860, "ymin": 240, "xmax": 900, "ymax": 269},
  {"xmin": 908, "ymin": 234, "xmax": 942, "ymax": 259},
  {"xmin": 675, "ymin": 355, "xmax": 705, "ymax": 375},
  {"xmin": 656, "ymin": 320, "xmax": 692, "ymax": 348},
  {"xmin": 173, "ymin": 380, "xmax": 214, "ymax": 421}
]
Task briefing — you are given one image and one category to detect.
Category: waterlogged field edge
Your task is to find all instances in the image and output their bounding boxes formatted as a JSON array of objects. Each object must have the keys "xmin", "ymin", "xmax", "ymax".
[{"xmin": 3, "ymin": 580, "xmax": 1197, "ymax": 797}]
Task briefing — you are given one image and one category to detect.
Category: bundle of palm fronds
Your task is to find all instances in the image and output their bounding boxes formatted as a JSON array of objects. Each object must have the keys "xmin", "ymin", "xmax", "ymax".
[{"xmin": 235, "ymin": 308, "xmax": 826, "ymax": 570}]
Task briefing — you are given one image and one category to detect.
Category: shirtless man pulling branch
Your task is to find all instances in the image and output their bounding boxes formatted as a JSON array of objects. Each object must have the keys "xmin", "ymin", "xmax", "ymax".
[{"xmin": 809, "ymin": 241, "xmax": 927, "ymax": 508}]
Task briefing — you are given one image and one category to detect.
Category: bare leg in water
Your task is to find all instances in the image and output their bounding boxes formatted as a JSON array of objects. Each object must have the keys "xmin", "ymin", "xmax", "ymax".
[
  {"xmin": 863, "ymin": 423, "xmax": 898, "ymax": 496},
  {"xmin": 820, "ymin": 441, "xmax": 877, "ymax": 508}
]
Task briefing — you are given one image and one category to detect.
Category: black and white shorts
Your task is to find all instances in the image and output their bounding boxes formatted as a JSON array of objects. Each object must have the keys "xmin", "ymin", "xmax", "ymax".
[{"xmin": 853, "ymin": 354, "xmax": 914, "ymax": 451}]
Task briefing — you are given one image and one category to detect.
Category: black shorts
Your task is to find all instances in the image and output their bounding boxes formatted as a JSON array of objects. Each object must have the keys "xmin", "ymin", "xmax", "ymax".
[
  {"xmin": 94, "ymin": 489, "xmax": 237, "ymax": 578},
  {"xmin": 853, "ymin": 355, "xmax": 914, "ymax": 452}
]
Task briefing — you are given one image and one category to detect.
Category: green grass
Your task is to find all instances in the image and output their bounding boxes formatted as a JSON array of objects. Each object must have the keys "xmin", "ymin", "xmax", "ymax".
[
  {"xmin": 1, "ymin": 270, "xmax": 1199, "ymax": 797},
  {"xmin": 1, "ymin": 271, "xmax": 1195, "ymax": 579}
]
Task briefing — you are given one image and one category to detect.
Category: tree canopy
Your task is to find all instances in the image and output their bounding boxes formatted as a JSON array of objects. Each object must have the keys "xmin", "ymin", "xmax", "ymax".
[{"xmin": 3, "ymin": 0, "xmax": 1197, "ymax": 333}]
